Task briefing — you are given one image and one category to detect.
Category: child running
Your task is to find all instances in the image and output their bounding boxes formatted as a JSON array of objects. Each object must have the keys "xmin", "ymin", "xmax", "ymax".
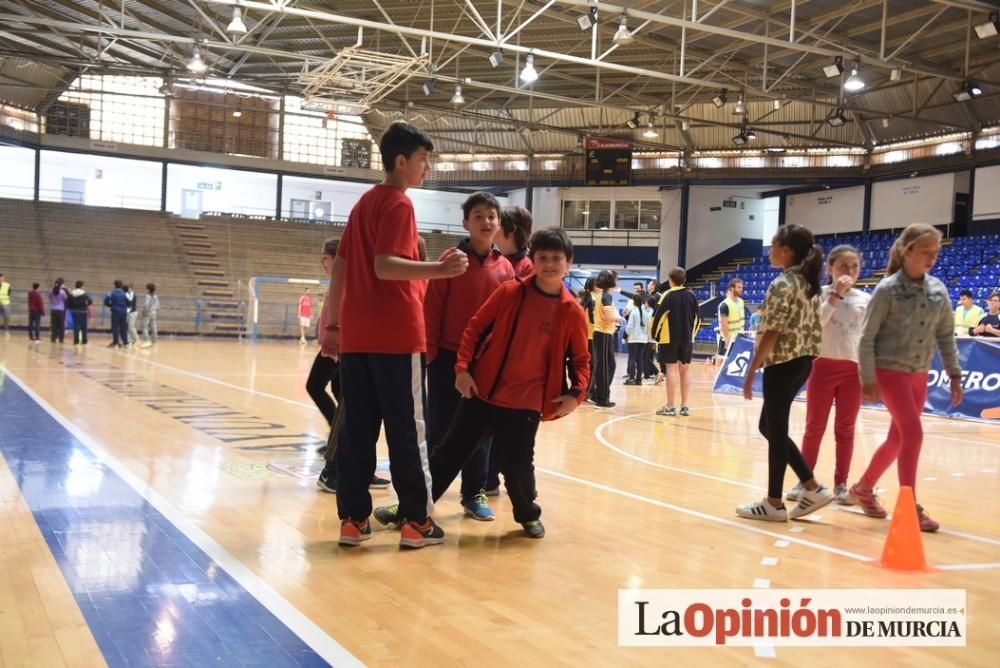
[
  {"xmin": 787, "ymin": 245, "xmax": 870, "ymax": 505},
  {"xmin": 373, "ymin": 227, "xmax": 590, "ymax": 539},
  {"xmin": 847, "ymin": 224, "xmax": 962, "ymax": 532},
  {"xmin": 737, "ymin": 224, "xmax": 832, "ymax": 522}
]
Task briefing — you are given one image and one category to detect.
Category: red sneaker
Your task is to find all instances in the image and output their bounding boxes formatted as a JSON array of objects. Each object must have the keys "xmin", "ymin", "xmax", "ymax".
[
  {"xmin": 399, "ymin": 517, "xmax": 445, "ymax": 549},
  {"xmin": 848, "ymin": 483, "xmax": 888, "ymax": 518},
  {"xmin": 338, "ymin": 519, "xmax": 372, "ymax": 546},
  {"xmin": 916, "ymin": 504, "xmax": 940, "ymax": 533}
]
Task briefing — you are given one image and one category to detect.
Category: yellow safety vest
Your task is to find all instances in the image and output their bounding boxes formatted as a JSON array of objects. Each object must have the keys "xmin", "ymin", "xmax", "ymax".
[
  {"xmin": 954, "ymin": 305, "xmax": 984, "ymax": 328},
  {"xmin": 719, "ymin": 296, "xmax": 744, "ymax": 338},
  {"xmin": 0, "ymin": 282, "xmax": 10, "ymax": 306}
]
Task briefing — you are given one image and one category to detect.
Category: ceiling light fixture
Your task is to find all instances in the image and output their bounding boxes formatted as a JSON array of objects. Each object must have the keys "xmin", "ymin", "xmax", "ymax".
[
  {"xmin": 613, "ymin": 15, "xmax": 633, "ymax": 45},
  {"xmin": 881, "ymin": 117, "xmax": 891, "ymax": 128},
  {"xmin": 823, "ymin": 56, "xmax": 844, "ymax": 78},
  {"xmin": 577, "ymin": 5, "xmax": 598, "ymax": 31},
  {"xmin": 626, "ymin": 111, "xmax": 641, "ymax": 129},
  {"xmin": 844, "ymin": 61, "xmax": 865, "ymax": 92},
  {"xmin": 733, "ymin": 92, "xmax": 746, "ymax": 115},
  {"xmin": 450, "ymin": 84, "xmax": 465, "ymax": 105},
  {"xmin": 226, "ymin": 7, "xmax": 248, "ymax": 35},
  {"xmin": 422, "ymin": 79, "xmax": 436, "ymax": 96},
  {"xmin": 519, "ymin": 55, "xmax": 538, "ymax": 83},
  {"xmin": 731, "ymin": 132, "xmax": 747, "ymax": 146},
  {"xmin": 827, "ymin": 108, "xmax": 848, "ymax": 127},
  {"xmin": 744, "ymin": 128, "xmax": 757, "ymax": 140},
  {"xmin": 489, "ymin": 51, "xmax": 504, "ymax": 68},
  {"xmin": 643, "ymin": 119, "xmax": 657, "ymax": 138},
  {"xmin": 232, "ymin": 110, "xmax": 242, "ymax": 117},
  {"xmin": 890, "ymin": 68, "xmax": 902, "ymax": 82},
  {"xmin": 974, "ymin": 12, "xmax": 999, "ymax": 39},
  {"xmin": 952, "ymin": 80, "xmax": 983, "ymax": 102},
  {"xmin": 186, "ymin": 45, "xmax": 208, "ymax": 74},
  {"xmin": 773, "ymin": 99, "xmax": 782, "ymax": 111},
  {"xmin": 711, "ymin": 89, "xmax": 727, "ymax": 108}
]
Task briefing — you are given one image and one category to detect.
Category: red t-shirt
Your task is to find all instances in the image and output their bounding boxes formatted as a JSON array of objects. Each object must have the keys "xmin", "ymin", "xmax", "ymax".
[
  {"xmin": 298, "ymin": 295, "xmax": 312, "ymax": 318},
  {"xmin": 508, "ymin": 252, "xmax": 535, "ymax": 279},
  {"xmin": 486, "ymin": 283, "xmax": 560, "ymax": 411},
  {"xmin": 338, "ymin": 184, "xmax": 427, "ymax": 354}
]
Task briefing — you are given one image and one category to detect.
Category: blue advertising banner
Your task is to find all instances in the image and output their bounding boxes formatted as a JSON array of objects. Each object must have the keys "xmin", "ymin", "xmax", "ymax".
[{"xmin": 713, "ymin": 334, "xmax": 1000, "ymax": 423}]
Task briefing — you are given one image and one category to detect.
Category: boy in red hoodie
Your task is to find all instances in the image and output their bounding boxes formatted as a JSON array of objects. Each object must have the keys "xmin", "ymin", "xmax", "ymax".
[
  {"xmin": 424, "ymin": 191, "xmax": 514, "ymax": 522},
  {"xmin": 375, "ymin": 227, "xmax": 590, "ymax": 538},
  {"xmin": 27, "ymin": 282, "xmax": 45, "ymax": 343}
]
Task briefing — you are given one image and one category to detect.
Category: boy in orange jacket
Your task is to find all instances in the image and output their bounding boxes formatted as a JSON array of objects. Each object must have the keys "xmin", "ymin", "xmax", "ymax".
[{"xmin": 375, "ymin": 227, "xmax": 590, "ymax": 538}]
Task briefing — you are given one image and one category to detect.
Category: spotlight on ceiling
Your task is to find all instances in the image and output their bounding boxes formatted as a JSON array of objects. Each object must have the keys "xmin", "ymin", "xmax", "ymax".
[
  {"xmin": 422, "ymin": 79, "xmax": 436, "ymax": 96},
  {"xmin": 626, "ymin": 111, "xmax": 641, "ymax": 129},
  {"xmin": 450, "ymin": 84, "xmax": 465, "ymax": 105},
  {"xmin": 731, "ymin": 131, "xmax": 748, "ymax": 146},
  {"xmin": 158, "ymin": 78, "xmax": 173, "ymax": 97},
  {"xmin": 643, "ymin": 118, "xmax": 657, "ymax": 138},
  {"xmin": 890, "ymin": 68, "xmax": 902, "ymax": 82},
  {"xmin": 577, "ymin": 6, "xmax": 598, "ymax": 31},
  {"xmin": 952, "ymin": 80, "xmax": 983, "ymax": 102},
  {"xmin": 823, "ymin": 55, "xmax": 844, "ymax": 79},
  {"xmin": 744, "ymin": 128, "xmax": 757, "ymax": 140},
  {"xmin": 974, "ymin": 12, "xmax": 999, "ymax": 39},
  {"xmin": 711, "ymin": 89, "xmax": 727, "ymax": 108},
  {"xmin": 489, "ymin": 51, "xmax": 504, "ymax": 68},
  {"xmin": 773, "ymin": 99, "xmax": 782, "ymax": 111},
  {"xmin": 613, "ymin": 15, "xmax": 633, "ymax": 45},
  {"xmin": 843, "ymin": 61, "xmax": 865, "ymax": 92},
  {"xmin": 882, "ymin": 117, "xmax": 891, "ymax": 128},
  {"xmin": 519, "ymin": 54, "xmax": 538, "ymax": 83},
  {"xmin": 827, "ymin": 108, "xmax": 848, "ymax": 127},
  {"xmin": 226, "ymin": 7, "xmax": 248, "ymax": 36},
  {"xmin": 733, "ymin": 92, "xmax": 746, "ymax": 115},
  {"xmin": 186, "ymin": 45, "xmax": 208, "ymax": 74}
]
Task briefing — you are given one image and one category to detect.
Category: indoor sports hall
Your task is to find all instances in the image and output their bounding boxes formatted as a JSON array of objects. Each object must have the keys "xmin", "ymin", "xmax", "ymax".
[{"xmin": 0, "ymin": 1, "xmax": 998, "ymax": 666}]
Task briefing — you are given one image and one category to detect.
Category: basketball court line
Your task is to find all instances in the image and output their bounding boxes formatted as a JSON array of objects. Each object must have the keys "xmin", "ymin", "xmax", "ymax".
[
  {"xmin": 87, "ymin": 350, "xmax": 1000, "ymax": 565},
  {"xmin": 595, "ymin": 411, "xmax": 1000, "ymax": 552},
  {"xmin": 1, "ymin": 366, "xmax": 364, "ymax": 668}
]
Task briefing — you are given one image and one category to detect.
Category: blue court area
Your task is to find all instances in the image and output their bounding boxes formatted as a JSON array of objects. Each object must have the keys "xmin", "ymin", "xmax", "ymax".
[{"xmin": 0, "ymin": 377, "xmax": 331, "ymax": 668}]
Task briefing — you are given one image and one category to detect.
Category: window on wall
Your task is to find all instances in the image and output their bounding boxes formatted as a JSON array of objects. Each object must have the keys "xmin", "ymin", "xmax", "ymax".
[
  {"xmin": 282, "ymin": 96, "xmax": 376, "ymax": 167},
  {"xmin": 55, "ymin": 75, "xmax": 165, "ymax": 147},
  {"xmin": 562, "ymin": 200, "xmax": 611, "ymax": 229},
  {"xmin": 615, "ymin": 200, "xmax": 661, "ymax": 230}
]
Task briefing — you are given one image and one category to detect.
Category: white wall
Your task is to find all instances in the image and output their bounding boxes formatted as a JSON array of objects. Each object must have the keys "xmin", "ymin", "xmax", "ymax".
[
  {"xmin": 973, "ymin": 164, "xmax": 1000, "ymax": 222},
  {"xmin": 530, "ymin": 186, "xmax": 561, "ymax": 229},
  {"xmin": 0, "ymin": 145, "xmax": 35, "ymax": 200},
  {"xmin": 282, "ymin": 174, "xmax": 361, "ymax": 221},
  {"xmin": 38, "ymin": 151, "xmax": 162, "ymax": 210},
  {"xmin": 658, "ymin": 189, "xmax": 681, "ymax": 273},
  {"xmin": 686, "ymin": 186, "xmax": 766, "ymax": 267},
  {"xmin": 786, "ymin": 186, "xmax": 864, "ymax": 234},
  {"xmin": 762, "ymin": 196, "xmax": 780, "ymax": 244},
  {"xmin": 507, "ymin": 188, "xmax": 527, "ymax": 208},
  {"xmin": 871, "ymin": 172, "xmax": 956, "ymax": 230},
  {"xmin": 166, "ymin": 164, "xmax": 277, "ymax": 217}
]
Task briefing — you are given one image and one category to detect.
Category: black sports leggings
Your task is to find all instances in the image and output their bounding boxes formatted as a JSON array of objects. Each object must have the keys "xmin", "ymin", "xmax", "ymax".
[{"xmin": 759, "ymin": 356, "xmax": 815, "ymax": 500}]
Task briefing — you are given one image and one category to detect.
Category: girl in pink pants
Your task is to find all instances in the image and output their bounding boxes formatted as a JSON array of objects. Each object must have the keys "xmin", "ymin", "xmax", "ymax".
[
  {"xmin": 849, "ymin": 224, "xmax": 963, "ymax": 532},
  {"xmin": 788, "ymin": 245, "xmax": 870, "ymax": 505}
]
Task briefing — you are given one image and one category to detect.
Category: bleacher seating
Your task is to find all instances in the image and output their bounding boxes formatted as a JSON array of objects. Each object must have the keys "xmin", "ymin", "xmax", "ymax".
[
  {"xmin": 691, "ymin": 229, "xmax": 1000, "ymax": 342},
  {"xmin": 0, "ymin": 199, "xmax": 466, "ymax": 339}
]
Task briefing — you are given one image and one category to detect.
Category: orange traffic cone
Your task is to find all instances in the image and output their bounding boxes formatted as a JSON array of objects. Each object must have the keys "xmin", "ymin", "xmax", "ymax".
[{"xmin": 878, "ymin": 486, "xmax": 931, "ymax": 572}]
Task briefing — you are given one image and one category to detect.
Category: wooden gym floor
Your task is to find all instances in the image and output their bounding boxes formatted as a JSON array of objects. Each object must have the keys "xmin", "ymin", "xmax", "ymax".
[{"xmin": 0, "ymin": 336, "xmax": 996, "ymax": 667}]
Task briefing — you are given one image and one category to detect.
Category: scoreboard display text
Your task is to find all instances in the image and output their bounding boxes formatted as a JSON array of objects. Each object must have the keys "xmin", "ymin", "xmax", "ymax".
[{"xmin": 585, "ymin": 137, "xmax": 633, "ymax": 186}]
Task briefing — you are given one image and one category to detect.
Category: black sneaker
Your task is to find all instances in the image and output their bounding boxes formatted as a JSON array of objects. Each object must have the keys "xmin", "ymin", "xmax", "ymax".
[
  {"xmin": 369, "ymin": 474, "xmax": 391, "ymax": 489},
  {"xmin": 522, "ymin": 520, "xmax": 545, "ymax": 538},
  {"xmin": 316, "ymin": 468, "xmax": 336, "ymax": 494},
  {"xmin": 373, "ymin": 503, "xmax": 402, "ymax": 528},
  {"xmin": 594, "ymin": 400, "xmax": 616, "ymax": 409}
]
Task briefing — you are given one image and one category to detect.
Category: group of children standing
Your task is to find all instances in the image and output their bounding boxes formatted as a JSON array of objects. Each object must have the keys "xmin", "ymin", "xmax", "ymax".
[
  {"xmin": 737, "ymin": 223, "xmax": 962, "ymax": 532},
  {"xmin": 309, "ymin": 121, "xmax": 589, "ymax": 549}
]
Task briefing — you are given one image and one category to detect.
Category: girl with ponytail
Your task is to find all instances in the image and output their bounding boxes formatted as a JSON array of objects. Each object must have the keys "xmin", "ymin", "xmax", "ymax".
[
  {"xmin": 737, "ymin": 224, "xmax": 831, "ymax": 523},
  {"xmin": 848, "ymin": 223, "xmax": 961, "ymax": 532}
]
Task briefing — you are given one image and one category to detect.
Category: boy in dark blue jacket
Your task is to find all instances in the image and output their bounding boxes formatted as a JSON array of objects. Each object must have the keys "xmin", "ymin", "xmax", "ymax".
[{"xmin": 104, "ymin": 280, "xmax": 129, "ymax": 347}]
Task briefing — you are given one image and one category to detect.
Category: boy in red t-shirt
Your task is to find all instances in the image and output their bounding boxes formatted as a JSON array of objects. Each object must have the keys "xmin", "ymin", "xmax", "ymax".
[
  {"xmin": 297, "ymin": 287, "xmax": 313, "ymax": 344},
  {"xmin": 375, "ymin": 228, "xmax": 590, "ymax": 539},
  {"xmin": 322, "ymin": 121, "xmax": 469, "ymax": 549},
  {"xmin": 424, "ymin": 191, "xmax": 514, "ymax": 522}
]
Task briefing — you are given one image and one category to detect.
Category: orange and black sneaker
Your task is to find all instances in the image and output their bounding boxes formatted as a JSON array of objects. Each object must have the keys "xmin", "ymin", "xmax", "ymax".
[
  {"xmin": 399, "ymin": 517, "xmax": 445, "ymax": 549},
  {"xmin": 338, "ymin": 518, "xmax": 373, "ymax": 546}
]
